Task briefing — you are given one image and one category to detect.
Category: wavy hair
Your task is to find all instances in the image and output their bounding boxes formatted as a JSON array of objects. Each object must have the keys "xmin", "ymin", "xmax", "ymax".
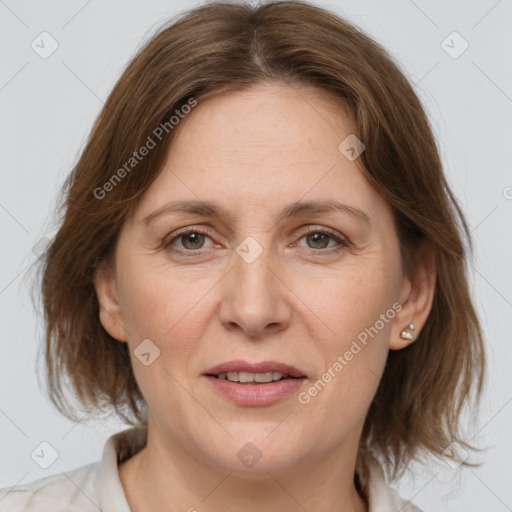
[{"xmin": 33, "ymin": 0, "xmax": 485, "ymax": 478}]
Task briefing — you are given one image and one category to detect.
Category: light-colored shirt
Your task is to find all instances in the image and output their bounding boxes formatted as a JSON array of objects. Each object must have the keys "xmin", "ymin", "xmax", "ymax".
[{"xmin": 0, "ymin": 427, "xmax": 421, "ymax": 511}]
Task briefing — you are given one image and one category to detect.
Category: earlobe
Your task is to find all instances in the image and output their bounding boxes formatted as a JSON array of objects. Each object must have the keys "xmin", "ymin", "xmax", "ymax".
[
  {"xmin": 389, "ymin": 240, "xmax": 436, "ymax": 350},
  {"xmin": 93, "ymin": 260, "xmax": 128, "ymax": 342}
]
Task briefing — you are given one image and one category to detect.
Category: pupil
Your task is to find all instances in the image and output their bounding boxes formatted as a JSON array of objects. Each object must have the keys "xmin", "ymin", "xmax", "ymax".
[
  {"xmin": 308, "ymin": 232, "xmax": 328, "ymax": 249},
  {"xmin": 184, "ymin": 233, "xmax": 203, "ymax": 249}
]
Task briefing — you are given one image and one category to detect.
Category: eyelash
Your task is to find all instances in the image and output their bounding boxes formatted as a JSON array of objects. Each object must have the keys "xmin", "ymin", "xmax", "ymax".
[{"xmin": 162, "ymin": 226, "xmax": 350, "ymax": 257}]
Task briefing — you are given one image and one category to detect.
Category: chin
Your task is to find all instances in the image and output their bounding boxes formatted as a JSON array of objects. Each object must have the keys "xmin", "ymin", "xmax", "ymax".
[{"xmin": 196, "ymin": 430, "xmax": 310, "ymax": 476}]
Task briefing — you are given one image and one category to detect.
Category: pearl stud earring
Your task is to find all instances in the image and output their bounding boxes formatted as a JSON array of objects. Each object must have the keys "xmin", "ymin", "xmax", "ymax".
[{"xmin": 400, "ymin": 323, "xmax": 416, "ymax": 341}]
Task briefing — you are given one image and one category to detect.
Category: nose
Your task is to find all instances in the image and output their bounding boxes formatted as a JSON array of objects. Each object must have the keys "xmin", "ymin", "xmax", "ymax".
[{"xmin": 218, "ymin": 243, "xmax": 291, "ymax": 338}]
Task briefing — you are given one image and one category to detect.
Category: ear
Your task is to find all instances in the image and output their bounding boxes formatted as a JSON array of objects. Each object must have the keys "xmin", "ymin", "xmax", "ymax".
[
  {"xmin": 93, "ymin": 259, "xmax": 128, "ymax": 342},
  {"xmin": 389, "ymin": 239, "xmax": 436, "ymax": 350}
]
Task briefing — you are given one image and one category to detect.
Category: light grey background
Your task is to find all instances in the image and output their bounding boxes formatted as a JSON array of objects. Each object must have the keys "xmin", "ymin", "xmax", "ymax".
[{"xmin": 0, "ymin": 0, "xmax": 511, "ymax": 510}]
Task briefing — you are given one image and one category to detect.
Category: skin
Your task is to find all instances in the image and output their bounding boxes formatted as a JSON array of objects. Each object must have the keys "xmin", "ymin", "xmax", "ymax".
[{"xmin": 94, "ymin": 81, "xmax": 436, "ymax": 512}]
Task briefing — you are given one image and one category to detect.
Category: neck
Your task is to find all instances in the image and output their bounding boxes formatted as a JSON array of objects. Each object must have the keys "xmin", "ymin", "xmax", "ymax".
[{"xmin": 119, "ymin": 424, "xmax": 368, "ymax": 512}]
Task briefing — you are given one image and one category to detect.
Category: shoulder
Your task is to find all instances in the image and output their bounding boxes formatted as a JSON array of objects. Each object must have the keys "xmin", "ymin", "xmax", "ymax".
[
  {"xmin": 0, "ymin": 427, "xmax": 145, "ymax": 512},
  {"xmin": 357, "ymin": 452, "xmax": 423, "ymax": 512},
  {"xmin": 0, "ymin": 461, "xmax": 101, "ymax": 512},
  {"xmin": 383, "ymin": 486, "xmax": 423, "ymax": 512}
]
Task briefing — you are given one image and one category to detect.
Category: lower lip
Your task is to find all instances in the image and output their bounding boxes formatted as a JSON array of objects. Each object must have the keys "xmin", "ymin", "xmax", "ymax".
[{"xmin": 204, "ymin": 375, "xmax": 306, "ymax": 406}]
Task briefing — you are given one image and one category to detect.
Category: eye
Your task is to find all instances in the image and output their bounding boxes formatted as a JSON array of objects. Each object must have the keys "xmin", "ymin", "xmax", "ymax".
[
  {"xmin": 163, "ymin": 228, "xmax": 216, "ymax": 253},
  {"xmin": 295, "ymin": 227, "xmax": 349, "ymax": 253}
]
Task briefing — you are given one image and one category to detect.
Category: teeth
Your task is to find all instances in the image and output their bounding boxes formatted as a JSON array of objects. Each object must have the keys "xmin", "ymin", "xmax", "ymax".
[
  {"xmin": 216, "ymin": 371, "xmax": 288, "ymax": 383},
  {"xmin": 239, "ymin": 371, "xmax": 257, "ymax": 383},
  {"xmin": 255, "ymin": 372, "xmax": 274, "ymax": 383}
]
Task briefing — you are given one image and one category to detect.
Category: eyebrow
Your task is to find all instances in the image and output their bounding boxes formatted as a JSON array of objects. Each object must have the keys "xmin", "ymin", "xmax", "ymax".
[{"xmin": 141, "ymin": 199, "xmax": 371, "ymax": 227}]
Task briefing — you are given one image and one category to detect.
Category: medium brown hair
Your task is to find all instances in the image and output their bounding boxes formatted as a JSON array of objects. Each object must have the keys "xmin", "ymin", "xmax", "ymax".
[{"xmin": 33, "ymin": 0, "xmax": 485, "ymax": 477}]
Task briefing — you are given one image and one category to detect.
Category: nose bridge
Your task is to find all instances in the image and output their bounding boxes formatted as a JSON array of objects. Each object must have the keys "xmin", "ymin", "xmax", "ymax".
[
  {"xmin": 219, "ymin": 235, "xmax": 290, "ymax": 337},
  {"xmin": 234, "ymin": 238, "xmax": 275, "ymax": 295}
]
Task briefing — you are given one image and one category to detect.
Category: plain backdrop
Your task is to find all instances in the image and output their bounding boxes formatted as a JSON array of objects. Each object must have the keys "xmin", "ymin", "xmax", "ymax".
[{"xmin": 0, "ymin": 0, "xmax": 511, "ymax": 510}]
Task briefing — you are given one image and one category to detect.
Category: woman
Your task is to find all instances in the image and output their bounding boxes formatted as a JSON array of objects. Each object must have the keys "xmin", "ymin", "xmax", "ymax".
[{"xmin": 0, "ymin": 1, "xmax": 485, "ymax": 510}]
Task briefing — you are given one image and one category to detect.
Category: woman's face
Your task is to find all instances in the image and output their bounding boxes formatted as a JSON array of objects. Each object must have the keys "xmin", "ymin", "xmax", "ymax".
[{"xmin": 97, "ymin": 82, "xmax": 416, "ymax": 474}]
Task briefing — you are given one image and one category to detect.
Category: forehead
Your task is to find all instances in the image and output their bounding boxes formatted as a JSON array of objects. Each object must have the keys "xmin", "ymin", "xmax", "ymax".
[
  {"xmin": 176, "ymin": 81, "xmax": 354, "ymax": 154},
  {"xmin": 130, "ymin": 82, "xmax": 388, "ymax": 226}
]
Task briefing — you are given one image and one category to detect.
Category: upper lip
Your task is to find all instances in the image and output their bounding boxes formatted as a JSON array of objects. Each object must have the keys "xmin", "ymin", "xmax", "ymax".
[{"xmin": 204, "ymin": 360, "xmax": 307, "ymax": 378}]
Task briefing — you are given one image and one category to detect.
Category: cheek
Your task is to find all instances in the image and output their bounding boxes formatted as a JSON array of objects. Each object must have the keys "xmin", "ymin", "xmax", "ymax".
[
  {"xmin": 116, "ymin": 260, "xmax": 221, "ymax": 399},
  {"xmin": 292, "ymin": 259, "xmax": 399, "ymax": 414},
  {"xmin": 117, "ymin": 256, "xmax": 212, "ymax": 340},
  {"xmin": 117, "ymin": 264, "xmax": 216, "ymax": 424},
  {"xmin": 291, "ymin": 256, "xmax": 399, "ymax": 343}
]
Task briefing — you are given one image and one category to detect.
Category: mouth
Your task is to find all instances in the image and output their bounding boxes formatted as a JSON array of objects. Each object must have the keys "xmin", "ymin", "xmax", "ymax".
[
  {"xmin": 204, "ymin": 360, "xmax": 307, "ymax": 382},
  {"xmin": 203, "ymin": 360, "xmax": 307, "ymax": 406},
  {"xmin": 210, "ymin": 371, "xmax": 301, "ymax": 384}
]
